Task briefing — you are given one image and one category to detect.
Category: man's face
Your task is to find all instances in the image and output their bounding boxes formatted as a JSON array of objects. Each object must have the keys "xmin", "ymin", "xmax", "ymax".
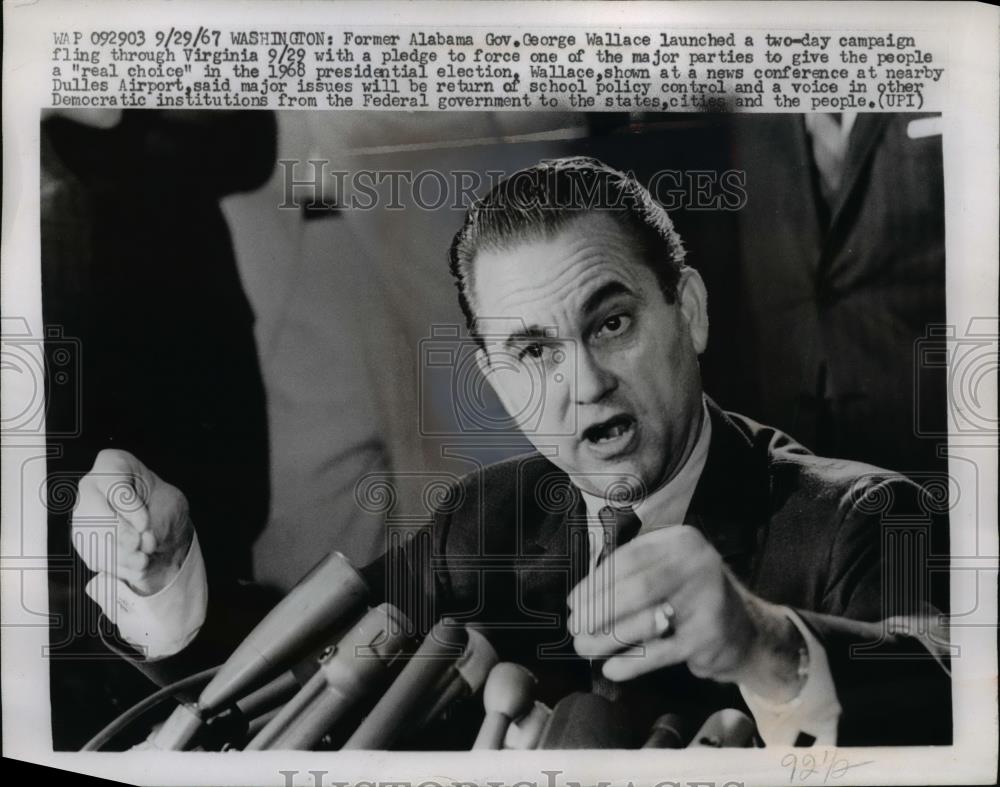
[{"xmin": 472, "ymin": 212, "xmax": 709, "ymax": 500}]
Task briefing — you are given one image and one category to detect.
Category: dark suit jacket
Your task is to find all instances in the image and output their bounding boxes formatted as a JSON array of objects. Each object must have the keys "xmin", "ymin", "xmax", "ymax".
[
  {"xmin": 132, "ymin": 400, "xmax": 951, "ymax": 748},
  {"xmin": 728, "ymin": 113, "xmax": 947, "ymax": 475}
]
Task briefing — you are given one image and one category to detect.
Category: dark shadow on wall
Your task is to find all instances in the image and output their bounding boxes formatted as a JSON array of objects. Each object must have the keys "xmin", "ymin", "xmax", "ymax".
[{"xmin": 41, "ymin": 109, "xmax": 278, "ymax": 750}]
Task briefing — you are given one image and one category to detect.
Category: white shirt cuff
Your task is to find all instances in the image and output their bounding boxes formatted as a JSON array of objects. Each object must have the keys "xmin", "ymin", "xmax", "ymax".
[
  {"xmin": 739, "ymin": 608, "xmax": 842, "ymax": 746},
  {"xmin": 85, "ymin": 531, "xmax": 208, "ymax": 660}
]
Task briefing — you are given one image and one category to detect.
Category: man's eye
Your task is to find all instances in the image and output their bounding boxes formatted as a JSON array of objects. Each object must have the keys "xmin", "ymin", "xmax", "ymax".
[
  {"xmin": 518, "ymin": 343, "xmax": 544, "ymax": 361},
  {"xmin": 596, "ymin": 314, "xmax": 631, "ymax": 338}
]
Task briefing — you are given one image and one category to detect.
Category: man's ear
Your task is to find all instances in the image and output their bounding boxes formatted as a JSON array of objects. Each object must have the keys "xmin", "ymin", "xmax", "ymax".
[{"xmin": 677, "ymin": 267, "xmax": 709, "ymax": 354}]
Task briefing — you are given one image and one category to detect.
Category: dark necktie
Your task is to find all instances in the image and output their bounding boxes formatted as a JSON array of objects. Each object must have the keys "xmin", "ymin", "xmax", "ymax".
[
  {"xmin": 595, "ymin": 505, "xmax": 642, "ymax": 565},
  {"xmin": 591, "ymin": 505, "xmax": 642, "ymax": 700}
]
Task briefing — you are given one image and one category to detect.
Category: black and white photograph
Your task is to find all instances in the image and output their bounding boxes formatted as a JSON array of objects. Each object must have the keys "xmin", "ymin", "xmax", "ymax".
[{"xmin": 2, "ymin": 2, "xmax": 997, "ymax": 786}]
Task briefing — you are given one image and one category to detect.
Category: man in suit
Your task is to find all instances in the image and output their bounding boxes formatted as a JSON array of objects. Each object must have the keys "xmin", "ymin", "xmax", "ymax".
[
  {"xmin": 72, "ymin": 157, "xmax": 951, "ymax": 748},
  {"xmin": 726, "ymin": 113, "xmax": 947, "ymax": 476}
]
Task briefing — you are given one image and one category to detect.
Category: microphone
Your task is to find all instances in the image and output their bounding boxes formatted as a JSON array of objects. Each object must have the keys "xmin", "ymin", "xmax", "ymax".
[
  {"xmin": 642, "ymin": 712, "xmax": 693, "ymax": 749},
  {"xmin": 199, "ymin": 552, "xmax": 369, "ymax": 713},
  {"xmin": 236, "ymin": 670, "xmax": 301, "ymax": 720},
  {"xmin": 414, "ymin": 626, "xmax": 499, "ymax": 730},
  {"xmin": 472, "ymin": 663, "xmax": 536, "ymax": 749},
  {"xmin": 152, "ymin": 551, "xmax": 369, "ymax": 750},
  {"xmin": 504, "ymin": 701, "xmax": 552, "ymax": 749},
  {"xmin": 245, "ymin": 603, "xmax": 413, "ymax": 751},
  {"xmin": 342, "ymin": 618, "xmax": 468, "ymax": 749},
  {"xmin": 147, "ymin": 671, "xmax": 304, "ymax": 752},
  {"xmin": 686, "ymin": 709, "xmax": 756, "ymax": 748},
  {"xmin": 537, "ymin": 692, "xmax": 636, "ymax": 749}
]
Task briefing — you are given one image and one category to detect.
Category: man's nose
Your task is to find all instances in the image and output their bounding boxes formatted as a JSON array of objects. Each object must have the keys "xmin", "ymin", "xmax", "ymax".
[{"xmin": 573, "ymin": 347, "xmax": 617, "ymax": 405}]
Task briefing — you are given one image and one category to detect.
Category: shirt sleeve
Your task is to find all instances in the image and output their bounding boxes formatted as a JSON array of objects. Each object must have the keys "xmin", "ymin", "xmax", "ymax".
[
  {"xmin": 84, "ymin": 531, "xmax": 208, "ymax": 660},
  {"xmin": 739, "ymin": 608, "xmax": 842, "ymax": 746}
]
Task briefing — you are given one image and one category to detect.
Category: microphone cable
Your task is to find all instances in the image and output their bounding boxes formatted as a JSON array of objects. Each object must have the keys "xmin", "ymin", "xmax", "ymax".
[{"xmin": 80, "ymin": 664, "xmax": 221, "ymax": 752}]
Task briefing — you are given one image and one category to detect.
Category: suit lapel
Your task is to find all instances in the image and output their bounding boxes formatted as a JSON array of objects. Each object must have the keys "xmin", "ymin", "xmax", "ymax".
[
  {"xmin": 685, "ymin": 399, "xmax": 771, "ymax": 582},
  {"xmin": 522, "ymin": 476, "xmax": 589, "ymax": 591},
  {"xmin": 825, "ymin": 113, "xmax": 890, "ymax": 238},
  {"xmin": 516, "ymin": 467, "xmax": 590, "ymax": 683},
  {"xmin": 786, "ymin": 117, "xmax": 825, "ymax": 279}
]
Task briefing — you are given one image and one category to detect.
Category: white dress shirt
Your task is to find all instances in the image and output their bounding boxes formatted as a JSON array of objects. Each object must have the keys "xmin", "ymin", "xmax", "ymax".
[
  {"xmin": 85, "ymin": 531, "xmax": 207, "ymax": 659},
  {"xmin": 91, "ymin": 397, "xmax": 841, "ymax": 743}
]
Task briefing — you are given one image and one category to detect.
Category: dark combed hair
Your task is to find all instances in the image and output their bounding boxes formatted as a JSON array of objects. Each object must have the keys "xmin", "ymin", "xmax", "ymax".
[{"xmin": 448, "ymin": 156, "xmax": 687, "ymax": 344}]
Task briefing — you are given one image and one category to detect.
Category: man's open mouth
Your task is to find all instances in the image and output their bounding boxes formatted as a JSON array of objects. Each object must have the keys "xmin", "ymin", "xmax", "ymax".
[{"xmin": 582, "ymin": 414, "xmax": 636, "ymax": 445}]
